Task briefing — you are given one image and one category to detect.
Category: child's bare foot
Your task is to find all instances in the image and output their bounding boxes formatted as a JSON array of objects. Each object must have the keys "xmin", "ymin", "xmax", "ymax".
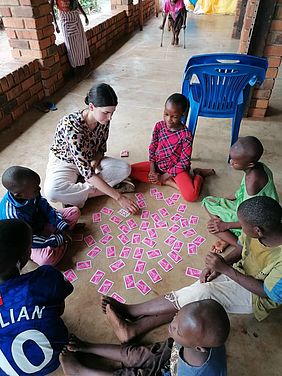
[
  {"xmin": 211, "ymin": 240, "xmax": 229, "ymax": 253},
  {"xmin": 101, "ymin": 296, "xmax": 134, "ymax": 320},
  {"xmin": 60, "ymin": 350, "xmax": 88, "ymax": 376},
  {"xmin": 106, "ymin": 305, "xmax": 135, "ymax": 343},
  {"xmin": 193, "ymin": 168, "xmax": 216, "ymax": 178},
  {"xmin": 67, "ymin": 334, "xmax": 87, "ymax": 352},
  {"xmin": 163, "ymin": 178, "xmax": 179, "ymax": 190}
]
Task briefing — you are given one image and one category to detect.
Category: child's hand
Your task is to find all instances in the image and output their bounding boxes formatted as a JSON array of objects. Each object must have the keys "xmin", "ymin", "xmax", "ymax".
[
  {"xmin": 148, "ymin": 171, "xmax": 159, "ymax": 184},
  {"xmin": 200, "ymin": 268, "xmax": 220, "ymax": 283},
  {"xmin": 207, "ymin": 218, "xmax": 229, "ymax": 233},
  {"xmin": 205, "ymin": 252, "xmax": 229, "ymax": 275},
  {"xmin": 117, "ymin": 195, "xmax": 140, "ymax": 214}
]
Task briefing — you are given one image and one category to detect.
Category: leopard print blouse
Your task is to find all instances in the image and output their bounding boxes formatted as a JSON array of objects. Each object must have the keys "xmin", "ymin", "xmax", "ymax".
[{"xmin": 51, "ymin": 111, "xmax": 109, "ymax": 179}]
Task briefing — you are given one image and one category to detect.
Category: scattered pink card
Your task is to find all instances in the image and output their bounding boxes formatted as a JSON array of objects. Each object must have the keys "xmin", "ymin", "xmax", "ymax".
[
  {"xmin": 72, "ymin": 233, "xmax": 83, "ymax": 242},
  {"xmin": 87, "ymin": 246, "xmax": 103, "ymax": 258},
  {"xmin": 109, "ymin": 215, "xmax": 123, "ymax": 225},
  {"xmin": 101, "ymin": 207, "xmax": 114, "ymax": 215},
  {"xmin": 168, "ymin": 250, "xmax": 183, "ymax": 264},
  {"xmin": 180, "ymin": 218, "xmax": 189, "ymax": 228},
  {"xmin": 147, "ymin": 268, "xmax": 162, "ymax": 283},
  {"xmin": 140, "ymin": 220, "xmax": 150, "ymax": 231},
  {"xmin": 164, "ymin": 235, "xmax": 177, "ymax": 246},
  {"xmin": 189, "ymin": 215, "xmax": 199, "ymax": 225},
  {"xmin": 63, "ymin": 269, "xmax": 78, "ymax": 283},
  {"xmin": 151, "ymin": 212, "xmax": 161, "ymax": 223},
  {"xmin": 133, "ymin": 247, "xmax": 144, "ymax": 259},
  {"xmin": 136, "ymin": 279, "xmax": 151, "ymax": 295},
  {"xmin": 100, "ymin": 224, "xmax": 111, "ymax": 235},
  {"xmin": 134, "ymin": 260, "xmax": 147, "ymax": 274},
  {"xmin": 185, "ymin": 267, "xmax": 202, "ymax": 279},
  {"xmin": 109, "ymin": 259, "xmax": 125, "ymax": 272},
  {"xmin": 111, "ymin": 292, "xmax": 126, "ymax": 303},
  {"xmin": 132, "ymin": 233, "xmax": 141, "ymax": 244},
  {"xmin": 142, "ymin": 237, "xmax": 157, "ymax": 248},
  {"xmin": 147, "ymin": 249, "xmax": 162, "ymax": 259},
  {"xmin": 118, "ymin": 224, "xmax": 131, "ymax": 235},
  {"xmin": 147, "ymin": 228, "xmax": 157, "ymax": 239},
  {"xmin": 84, "ymin": 235, "xmax": 95, "ymax": 247},
  {"xmin": 98, "ymin": 279, "xmax": 114, "ymax": 294},
  {"xmin": 76, "ymin": 260, "xmax": 92, "ymax": 270},
  {"xmin": 124, "ymin": 274, "xmax": 135, "ymax": 289},
  {"xmin": 177, "ymin": 203, "xmax": 187, "ymax": 213},
  {"xmin": 90, "ymin": 270, "xmax": 105, "ymax": 284},
  {"xmin": 120, "ymin": 246, "xmax": 132, "ymax": 259},
  {"xmin": 192, "ymin": 236, "xmax": 206, "ymax": 247},
  {"xmin": 158, "ymin": 207, "xmax": 170, "ymax": 217},
  {"xmin": 92, "ymin": 212, "xmax": 102, "ymax": 223},
  {"xmin": 135, "ymin": 192, "xmax": 145, "ymax": 201},
  {"xmin": 117, "ymin": 233, "xmax": 130, "ymax": 245},
  {"xmin": 171, "ymin": 193, "xmax": 181, "ymax": 202},
  {"xmin": 100, "ymin": 234, "xmax": 113, "ymax": 245},
  {"xmin": 168, "ymin": 224, "xmax": 180, "ymax": 234},
  {"xmin": 171, "ymin": 240, "xmax": 184, "ymax": 252},
  {"xmin": 187, "ymin": 243, "xmax": 198, "ymax": 255},
  {"xmin": 106, "ymin": 246, "xmax": 116, "ymax": 258},
  {"xmin": 155, "ymin": 221, "xmax": 168, "ymax": 229},
  {"xmin": 127, "ymin": 218, "xmax": 138, "ymax": 230},
  {"xmin": 182, "ymin": 228, "xmax": 197, "ymax": 238},
  {"xmin": 118, "ymin": 208, "xmax": 130, "ymax": 218},
  {"xmin": 165, "ymin": 197, "xmax": 175, "ymax": 206},
  {"xmin": 158, "ymin": 258, "xmax": 173, "ymax": 272},
  {"xmin": 150, "ymin": 187, "xmax": 158, "ymax": 196},
  {"xmin": 138, "ymin": 200, "xmax": 147, "ymax": 209},
  {"xmin": 170, "ymin": 213, "xmax": 182, "ymax": 222},
  {"xmin": 141, "ymin": 210, "xmax": 150, "ymax": 219},
  {"xmin": 155, "ymin": 192, "xmax": 164, "ymax": 200}
]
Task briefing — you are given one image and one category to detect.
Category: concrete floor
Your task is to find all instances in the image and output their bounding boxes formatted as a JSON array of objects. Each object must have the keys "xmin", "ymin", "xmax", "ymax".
[{"xmin": 0, "ymin": 13, "xmax": 282, "ymax": 376}]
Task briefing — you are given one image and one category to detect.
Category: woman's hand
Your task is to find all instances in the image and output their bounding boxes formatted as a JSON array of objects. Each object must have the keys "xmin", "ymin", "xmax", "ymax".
[{"xmin": 117, "ymin": 194, "xmax": 139, "ymax": 214}]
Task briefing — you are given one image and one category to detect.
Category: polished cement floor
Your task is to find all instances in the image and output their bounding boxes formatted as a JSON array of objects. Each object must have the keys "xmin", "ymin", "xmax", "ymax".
[{"xmin": 0, "ymin": 12, "xmax": 282, "ymax": 376}]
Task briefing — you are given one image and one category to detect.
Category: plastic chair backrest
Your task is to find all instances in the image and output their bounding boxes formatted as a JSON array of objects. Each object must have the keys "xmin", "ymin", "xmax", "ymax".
[
  {"xmin": 184, "ymin": 53, "xmax": 268, "ymax": 84},
  {"xmin": 184, "ymin": 63, "xmax": 265, "ymax": 115}
]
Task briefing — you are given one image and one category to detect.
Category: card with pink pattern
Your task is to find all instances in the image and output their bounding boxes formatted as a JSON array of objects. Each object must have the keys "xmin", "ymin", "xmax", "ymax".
[
  {"xmin": 147, "ymin": 228, "xmax": 157, "ymax": 239},
  {"xmin": 180, "ymin": 218, "xmax": 189, "ymax": 228},
  {"xmin": 189, "ymin": 215, "xmax": 199, "ymax": 225},
  {"xmin": 171, "ymin": 240, "xmax": 184, "ymax": 252},
  {"xmin": 192, "ymin": 236, "xmax": 206, "ymax": 247},
  {"xmin": 98, "ymin": 279, "xmax": 114, "ymax": 294},
  {"xmin": 109, "ymin": 259, "xmax": 125, "ymax": 272},
  {"xmin": 187, "ymin": 243, "xmax": 197, "ymax": 255},
  {"xmin": 158, "ymin": 207, "xmax": 170, "ymax": 217},
  {"xmin": 101, "ymin": 207, "xmax": 114, "ymax": 215},
  {"xmin": 134, "ymin": 260, "xmax": 147, "ymax": 274},
  {"xmin": 133, "ymin": 247, "xmax": 144, "ymax": 259},
  {"xmin": 117, "ymin": 233, "xmax": 130, "ymax": 245},
  {"xmin": 136, "ymin": 279, "xmax": 151, "ymax": 295},
  {"xmin": 63, "ymin": 269, "xmax": 78, "ymax": 283},
  {"xmin": 168, "ymin": 224, "xmax": 180, "ymax": 234},
  {"xmin": 132, "ymin": 233, "xmax": 141, "ymax": 244},
  {"xmin": 106, "ymin": 246, "xmax": 116, "ymax": 258},
  {"xmin": 151, "ymin": 212, "xmax": 161, "ymax": 223},
  {"xmin": 90, "ymin": 270, "xmax": 105, "ymax": 284},
  {"xmin": 124, "ymin": 274, "xmax": 135, "ymax": 289},
  {"xmin": 147, "ymin": 249, "xmax": 162, "ymax": 259},
  {"xmin": 185, "ymin": 267, "xmax": 202, "ymax": 279},
  {"xmin": 120, "ymin": 246, "xmax": 132, "ymax": 259},
  {"xmin": 118, "ymin": 224, "xmax": 131, "ymax": 235},
  {"xmin": 92, "ymin": 212, "xmax": 101, "ymax": 222},
  {"xmin": 76, "ymin": 260, "xmax": 92, "ymax": 270},
  {"xmin": 111, "ymin": 292, "xmax": 126, "ymax": 303},
  {"xmin": 141, "ymin": 210, "xmax": 150, "ymax": 219},
  {"xmin": 100, "ymin": 224, "xmax": 111, "ymax": 235},
  {"xmin": 127, "ymin": 218, "xmax": 138, "ymax": 230},
  {"xmin": 147, "ymin": 268, "xmax": 162, "ymax": 283},
  {"xmin": 155, "ymin": 221, "xmax": 168, "ymax": 229},
  {"xmin": 167, "ymin": 251, "xmax": 183, "ymax": 264},
  {"xmin": 100, "ymin": 234, "xmax": 113, "ymax": 245},
  {"xmin": 182, "ymin": 228, "xmax": 197, "ymax": 238},
  {"xmin": 140, "ymin": 220, "xmax": 150, "ymax": 231},
  {"xmin": 177, "ymin": 204, "xmax": 187, "ymax": 213},
  {"xmin": 158, "ymin": 258, "xmax": 173, "ymax": 272},
  {"xmin": 142, "ymin": 237, "xmax": 157, "ymax": 248},
  {"xmin": 87, "ymin": 246, "xmax": 102, "ymax": 258},
  {"xmin": 84, "ymin": 235, "xmax": 95, "ymax": 247},
  {"xmin": 164, "ymin": 235, "xmax": 177, "ymax": 246},
  {"xmin": 109, "ymin": 215, "xmax": 123, "ymax": 225}
]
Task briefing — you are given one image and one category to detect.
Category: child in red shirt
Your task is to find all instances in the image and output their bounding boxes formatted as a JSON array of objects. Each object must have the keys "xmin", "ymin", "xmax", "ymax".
[{"xmin": 131, "ymin": 93, "xmax": 215, "ymax": 202}]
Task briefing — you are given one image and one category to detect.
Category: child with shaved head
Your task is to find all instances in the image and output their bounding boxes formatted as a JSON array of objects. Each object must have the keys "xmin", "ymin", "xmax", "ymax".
[
  {"xmin": 202, "ymin": 136, "xmax": 279, "ymax": 253},
  {"xmin": 60, "ymin": 299, "xmax": 230, "ymax": 376}
]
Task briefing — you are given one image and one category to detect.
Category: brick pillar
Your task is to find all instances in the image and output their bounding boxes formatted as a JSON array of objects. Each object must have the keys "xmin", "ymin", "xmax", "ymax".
[
  {"xmin": 232, "ymin": 0, "xmax": 247, "ymax": 39},
  {"xmin": 0, "ymin": 0, "xmax": 63, "ymax": 96}
]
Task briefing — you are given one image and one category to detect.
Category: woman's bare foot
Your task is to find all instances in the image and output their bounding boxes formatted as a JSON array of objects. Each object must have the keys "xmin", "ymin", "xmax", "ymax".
[
  {"xmin": 211, "ymin": 239, "xmax": 229, "ymax": 253},
  {"xmin": 101, "ymin": 296, "xmax": 133, "ymax": 320},
  {"xmin": 106, "ymin": 305, "xmax": 135, "ymax": 343},
  {"xmin": 60, "ymin": 350, "xmax": 88, "ymax": 376},
  {"xmin": 193, "ymin": 168, "xmax": 216, "ymax": 178}
]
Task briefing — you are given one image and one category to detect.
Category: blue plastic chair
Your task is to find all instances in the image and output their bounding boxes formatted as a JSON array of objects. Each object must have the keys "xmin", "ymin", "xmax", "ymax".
[{"xmin": 182, "ymin": 57, "xmax": 268, "ymax": 156}]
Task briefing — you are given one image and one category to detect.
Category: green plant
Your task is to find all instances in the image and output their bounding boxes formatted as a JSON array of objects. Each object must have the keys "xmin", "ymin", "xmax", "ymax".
[{"xmin": 80, "ymin": 0, "xmax": 101, "ymax": 13}]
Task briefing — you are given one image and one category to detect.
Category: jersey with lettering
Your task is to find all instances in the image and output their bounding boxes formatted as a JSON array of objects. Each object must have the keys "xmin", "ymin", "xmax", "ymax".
[{"xmin": 0, "ymin": 266, "xmax": 73, "ymax": 376}]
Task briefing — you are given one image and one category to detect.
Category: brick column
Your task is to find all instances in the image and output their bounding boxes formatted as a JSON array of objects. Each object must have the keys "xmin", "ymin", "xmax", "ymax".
[
  {"xmin": 232, "ymin": 0, "xmax": 247, "ymax": 39},
  {"xmin": 0, "ymin": 0, "xmax": 63, "ymax": 96}
]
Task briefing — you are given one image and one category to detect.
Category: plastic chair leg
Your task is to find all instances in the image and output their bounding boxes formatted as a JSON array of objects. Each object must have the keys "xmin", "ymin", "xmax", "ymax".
[{"xmin": 187, "ymin": 104, "xmax": 200, "ymax": 137}]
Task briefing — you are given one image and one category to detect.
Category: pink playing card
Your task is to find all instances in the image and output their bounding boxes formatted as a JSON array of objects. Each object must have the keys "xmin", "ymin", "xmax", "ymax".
[
  {"xmin": 109, "ymin": 259, "xmax": 126, "ymax": 272},
  {"xmin": 72, "ymin": 233, "xmax": 83, "ymax": 242},
  {"xmin": 120, "ymin": 246, "xmax": 132, "ymax": 259},
  {"xmin": 171, "ymin": 240, "xmax": 184, "ymax": 252},
  {"xmin": 141, "ymin": 210, "xmax": 150, "ymax": 219},
  {"xmin": 135, "ymin": 192, "xmax": 145, "ymax": 201},
  {"xmin": 100, "ymin": 234, "xmax": 113, "ymax": 245},
  {"xmin": 170, "ymin": 213, "xmax": 182, "ymax": 222},
  {"xmin": 101, "ymin": 207, "xmax": 114, "ymax": 215},
  {"xmin": 177, "ymin": 204, "xmax": 187, "ymax": 213},
  {"xmin": 192, "ymin": 236, "xmax": 206, "ymax": 247},
  {"xmin": 158, "ymin": 258, "xmax": 173, "ymax": 272},
  {"xmin": 168, "ymin": 250, "xmax": 183, "ymax": 264},
  {"xmin": 171, "ymin": 193, "xmax": 181, "ymax": 202},
  {"xmin": 124, "ymin": 274, "xmax": 135, "ymax": 289},
  {"xmin": 158, "ymin": 207, "xmax": 170, "ymax": 217},
  {"xmin": 98, "ymin": 279, "xmax": 114, "ymax": 294},
  {"xmin": 188, "ymin": 243, "xmax": 198, "ymax": 255},
  {"xmin": 138, "ymin": 200, "xmax": 147, "ymax": 209},
  {"xmin": 147, "ymin": 268, "xmax": 162, "ymax": 283},
  {"xmin": 133, "ymin": 247, "xmax": 144, "ymax": 259},
  {"xmin": 151, "ymin": 212, "xmax": 161, "ymax": 223},
  {"xmin": 111, "ymin": 292, "xmax": 126, "ymax": 303},
  {"xmin": 180, "ymin": 218, "xmax": 189, "ymax": 228},
  {"xmin": 165, "ymin": 197, "xmax": 175, "ymax": 206},
  {"xmin": 84, "ymin": 235, "xmax": 95, "ymax": 247},
  {"xmin": 117, "ymin": 233, "xmax": 130, "ymax": 245},
  {"xmin": 155, "ymin": 221, "xmax": 168, "ymax": 229},
  {"xmin": 76, "ymin": 260, "xmax": 92, "ymax": 270},
  {"xmin": 132, "ymin": 233, "xmax": 141, "ymax": 244},
  {"xmin": 100, "ymin": 224, "xmax": 111, "ymax": 235},
  {"xmin": 147, "ymin": 228, "xmax": 157, "ymax": 239},
  {"xmin": 168, "ymin": 224, "xmax": 180, "ymax": 234},
  {"xmin": 63, "ymin": 269, "xmax": 78, "ymax": 283},
  {"xmin": 164, "ymin": 235, "xmax": 177, "ymax": 246},
  {"xmin": 87, "ymin": 246, "xmax": 103, "ymax": 258},
  {"xmin": 155, "ymin": 192, "xmax": 164, "ymax": 200},
  {"xmin": 134, "ymin": 260, "xmax": 147, "ymax": 274},
  {"xmin": 92, "ymin": 212, "xmax": 101, "ymax": 223},
  {"xmin": 127, "ymin": 218, "xmax": 138, "ymax": 230},
  {"xmin": 182, "ymin": 228, "xmax": 197, "ymax": 238},
  {"xmin": 150, "ymin": 187, "xmax": 158, "ymax": 196},
  {"xmin": 118, "ymin": 224, "xmax": 131, "ymax": 235},
  {"xmin": 90, "ymin": 270, "xmax": 105, "ymax": 284},
  {"xmin": 139, "ymin": 220, "xmax": 150, "ymax": 231},
  {"xmin": 142, "ymin": 237, "xmax": 157, "ymax": 248},
  {"xmin": 109, "ymin": 215, "xmax": 123, "ymax": 225},
  {"xmin": 118, "ymin": 208, "xmax": 130, "ymax": 218},
  {"xmin": 185, "ymin": 267, "xmax": 202, "ymax": 279},
  {"xmin": 189, "ymin": 215, "xmax": 199, "ymax": 225},
  {"xmin": 136, "ymin": 279, "xmax": 151, "ymax": 295},
  {"xmin": 147, "ymin": 249, "xmax": 162, "ymax": 259},
  {"xmin": 106, "ymin": 246, "xmax": 116, "ymax": 258}
]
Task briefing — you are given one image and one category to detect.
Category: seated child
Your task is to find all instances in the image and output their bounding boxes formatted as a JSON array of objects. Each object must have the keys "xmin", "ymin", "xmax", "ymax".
[
  {"xmin": 0, "ymin": 166, "xmax": 81, "ymax": 266},
  {"xmin": 130, "ymin": 93, "xmax": 215, "ymax": 202},
  {"xmin": 0, "ymin": 219, "xmax": 73, "ymax": 376},
  {"xmin": 60, "ymin": 299, "xmax": 230, "ymax": 375},
  {"xmin": 160, "ymin": 0, "xmax": 187, "ymax": 45},
  {"xmin": 202, "ymin": 136, "xmax": 279, "ymax": 253}
]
